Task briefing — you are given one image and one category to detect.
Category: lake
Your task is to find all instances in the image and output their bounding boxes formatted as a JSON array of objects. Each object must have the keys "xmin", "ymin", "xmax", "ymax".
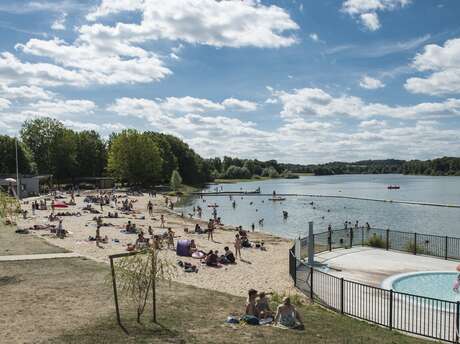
[{"xmin": 177, "ymin": 174, "xmax": 460, "ymax": 239}]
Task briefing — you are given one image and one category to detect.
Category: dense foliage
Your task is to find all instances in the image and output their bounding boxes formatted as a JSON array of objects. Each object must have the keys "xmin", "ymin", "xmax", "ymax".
[
  {"xmin": 0, "ymin": 118, "xmax": 211, "ymax": 186},
  {"xmin": 304, "ymin": 158, "xmax": 460, "ymax": 176},
  {"xmin": 1, "ymin": 118, "xmax": 459, "ymax": 186}
]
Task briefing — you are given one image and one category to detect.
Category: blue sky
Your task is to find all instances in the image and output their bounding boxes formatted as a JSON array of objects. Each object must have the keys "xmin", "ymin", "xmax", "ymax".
[{"xmin": 0, "ymin": 0, "xmax": 459, "ymax": 163}]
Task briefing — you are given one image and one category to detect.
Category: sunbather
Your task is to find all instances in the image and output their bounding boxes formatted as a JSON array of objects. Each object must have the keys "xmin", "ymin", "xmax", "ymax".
[
  {"xmin": 256, "ymin": 292, "xmax": 273, "ymax": 319},
  {"xmin": 274, "ymin": 297, "xmax": 303, "ymax": 329}
]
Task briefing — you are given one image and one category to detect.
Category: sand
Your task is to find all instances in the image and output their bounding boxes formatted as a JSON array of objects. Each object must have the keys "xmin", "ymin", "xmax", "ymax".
[{"xmin": 17, "ymin": 191, "xmax": 295, "ymax": 297}]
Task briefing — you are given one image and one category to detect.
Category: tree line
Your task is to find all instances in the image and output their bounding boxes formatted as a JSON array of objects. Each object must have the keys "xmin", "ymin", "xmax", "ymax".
[
  {"xmin": 1, "ymin": 118, "xmax": 458, "ymax": 186},
  {"xmin": 305, "ymin": 158, "xmax": 460, "ymax": 176},
  {"xmin": 0, "ymin": 118, "xmax": 210, "ymax": 186}
]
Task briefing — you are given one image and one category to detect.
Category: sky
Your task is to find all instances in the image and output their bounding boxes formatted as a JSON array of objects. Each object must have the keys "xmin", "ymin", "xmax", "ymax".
[{"xmin": 0, "ymin": 0, "xmax": 460, "ymax": 164}]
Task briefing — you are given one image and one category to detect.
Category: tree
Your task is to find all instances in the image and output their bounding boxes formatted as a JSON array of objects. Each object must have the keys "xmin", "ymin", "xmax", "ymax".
[
  {"xmin": 170, "ymin": 170, "xmax": 182, "ymax": 191},
  {"xmin": 0, "ymin": 135, "xmax": 35, "ymax": 174},
  {"xmin": 0, "ymin": 192, "xmax": 20, "ymax": 225},
  {"xmin": 76, "ymin": 131, "xmax": 107, "ymax": 177},
  {"xmin": 114, "ymin": 248, "xmax": 176, "ymax": 323},
  {"xmin": 108, "ymin": 130, "xmax": 163, "ymax": 185},
  {"xmin": 20, "ymin": 118, "xmax": 64, "ymax": 175},
  {"xmin": 49, "ymin": 128, "xmax": 78, "ymax": 181}
]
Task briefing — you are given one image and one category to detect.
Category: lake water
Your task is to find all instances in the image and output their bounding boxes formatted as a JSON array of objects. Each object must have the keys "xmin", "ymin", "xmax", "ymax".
[{"xmin": 177, "ymin": 175, "xmax": 460, "ymax": 239}]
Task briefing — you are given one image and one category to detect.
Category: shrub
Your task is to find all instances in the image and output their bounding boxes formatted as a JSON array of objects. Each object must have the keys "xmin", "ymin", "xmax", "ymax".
[
  {"xmin": 404, "ymin": 241, "xmax": 425, "ymax": 254},
  {"xmin": 367, "ymin": 234, "xmax": 385, "ymax": 248}
]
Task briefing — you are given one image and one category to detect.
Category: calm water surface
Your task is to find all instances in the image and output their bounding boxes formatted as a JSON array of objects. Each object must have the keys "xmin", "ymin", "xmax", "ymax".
[{"xmin": 177, "ymin": 175, "xmax": 460, "ymax": 239}]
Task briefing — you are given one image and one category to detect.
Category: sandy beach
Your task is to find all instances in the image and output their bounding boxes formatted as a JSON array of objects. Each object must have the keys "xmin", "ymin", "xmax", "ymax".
[{"xmin": 17, "ymin": 191, "xmax": 294, "ymax": 297}]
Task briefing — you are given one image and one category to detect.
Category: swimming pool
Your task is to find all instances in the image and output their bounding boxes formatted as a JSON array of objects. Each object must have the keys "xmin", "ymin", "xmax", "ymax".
[{"xmin": 382, "ymin": 271, "xmax": 460, "ymax": 302}]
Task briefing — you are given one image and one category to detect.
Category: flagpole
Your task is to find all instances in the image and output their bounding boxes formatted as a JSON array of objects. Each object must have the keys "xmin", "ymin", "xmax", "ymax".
[{"xmin": 15, "ymin": 137, "xmax": 20, "ymax": 200}]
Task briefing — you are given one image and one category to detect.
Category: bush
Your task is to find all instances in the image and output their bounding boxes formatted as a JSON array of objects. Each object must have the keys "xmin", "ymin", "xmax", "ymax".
[
  {"xmin": 261, "ymin": 166, "xmax": 279, "ymax": 178},
  {"xmin": 367, "ymin": 234, "xmax": 385, "ymax": 248},
  {"xmin": 271, "ymin": 291, "xmax": 304, "ymax": 307},
  {"xmin": 404, "ymin": 241, "xmax": 425, "ymax": 254},
  {"xmin": 224, "ymin": 165, "xmax": 251, "ymax": 179}
]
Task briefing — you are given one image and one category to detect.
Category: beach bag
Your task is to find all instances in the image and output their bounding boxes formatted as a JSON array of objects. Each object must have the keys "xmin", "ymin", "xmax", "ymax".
[
  {"xmin": 241, "ymin": 315, "xmax": 259, "ymax": 325},
  {"xmin": 226, "ymin": 316, "xmax": 240, "ymax": 324}
]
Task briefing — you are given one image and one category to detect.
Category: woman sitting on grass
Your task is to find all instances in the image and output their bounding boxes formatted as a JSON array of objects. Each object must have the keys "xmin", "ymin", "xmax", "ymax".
[{"xmin": 274, "ymin": 297, "xmax": 303, "ymax": 329}]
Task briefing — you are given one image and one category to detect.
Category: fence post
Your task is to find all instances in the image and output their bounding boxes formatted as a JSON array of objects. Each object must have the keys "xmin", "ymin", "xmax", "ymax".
[
  {"xmin": 340, "ymin": 278, "xmax": 344, "ymax": 314},
  {"xmin": 109, "ymin": 257, "xmax": 122, "ymax": 327},
  {"xmin": 386, "ymin": 229, "xmax": 389, "ymax": 251},
  {"xmin": 456, "ymin": 301, "xmax": 460, "ymax": 343},
  {"xmin": 328, "ymin": 231, "xmax": 332, "ymax": 252},
  {"xmin": 414, "ymin": 232, "xmax": 417, "ymax": 255},
  {"xmin": 389, "ymin": 289, "xmax": 393, "ymax": 330},
  {"xmin": 310, "ymin": 266, "xmax": 314, "ymax": 301},
  {"xmin": 349, "ymin": 228, "xmax": 353, "ymax": 248},
  {"xmin": 445, "ymin": 236, "xmax": 448, "ymax": 260},
  {"xmin": 361, "ymin": 227, "xmax": 364, "ymax": 246}
]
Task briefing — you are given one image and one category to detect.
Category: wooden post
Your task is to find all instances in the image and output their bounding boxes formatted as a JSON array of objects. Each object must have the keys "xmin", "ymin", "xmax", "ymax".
[{"xmin": 110, "ymin": 257, "xmax": 122, "ymax": 327}]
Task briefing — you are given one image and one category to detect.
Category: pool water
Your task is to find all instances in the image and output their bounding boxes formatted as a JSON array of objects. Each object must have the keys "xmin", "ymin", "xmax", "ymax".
[{"xmin": 391, "ymin": 272, "xmax": 460, "ymax": 302}]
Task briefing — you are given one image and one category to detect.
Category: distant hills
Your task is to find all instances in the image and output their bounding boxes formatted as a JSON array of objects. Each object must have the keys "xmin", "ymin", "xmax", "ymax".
[{"xmin": 280, "ymin": 157, "xmax": 460, "ymax": 176}]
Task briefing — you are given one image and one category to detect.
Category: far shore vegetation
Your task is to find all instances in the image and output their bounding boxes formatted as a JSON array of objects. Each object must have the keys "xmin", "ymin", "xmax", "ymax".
[{"xmin": 0, "ymin": 118, "xmax": 459, "ymax": 194}]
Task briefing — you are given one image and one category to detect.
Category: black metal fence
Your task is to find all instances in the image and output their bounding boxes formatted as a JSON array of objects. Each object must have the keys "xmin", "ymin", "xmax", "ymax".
[
  {"xmin": 297, "ymin": 227, "xmax": 460, "ymax": 261},
  {"xmin": 289, "ymin": 227, "xmax": 460, "ymax": 343}
]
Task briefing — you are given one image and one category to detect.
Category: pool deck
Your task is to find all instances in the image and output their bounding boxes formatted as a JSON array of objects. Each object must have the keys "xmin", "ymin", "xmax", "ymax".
[{"xmin": 314, "ymin": 247, "xmax": 459, "ymax": 287}]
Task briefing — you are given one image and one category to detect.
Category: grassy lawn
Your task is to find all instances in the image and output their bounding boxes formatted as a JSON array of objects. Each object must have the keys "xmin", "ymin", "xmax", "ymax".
[
  {"xmin": 0, "ymin": 257, "xmax": 431, "ymax": 344},
  {"xmin": 0, "ymin": 224, "xmax": 68, "ymax": 255}
]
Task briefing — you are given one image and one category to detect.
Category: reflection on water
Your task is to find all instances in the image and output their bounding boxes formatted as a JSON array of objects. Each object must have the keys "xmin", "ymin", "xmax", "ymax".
[{"xmin": 177, "ymin": 174, "xmax": 460, "ymax": 239}]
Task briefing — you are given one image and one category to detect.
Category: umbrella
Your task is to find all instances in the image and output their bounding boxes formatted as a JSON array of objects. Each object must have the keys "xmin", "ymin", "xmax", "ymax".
[{"xmin": 4, "ymin": 178, "xmax": 16, "ymax": 183}]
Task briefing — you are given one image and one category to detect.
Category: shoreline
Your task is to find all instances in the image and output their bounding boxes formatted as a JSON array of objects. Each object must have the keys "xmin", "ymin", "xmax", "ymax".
[{"xmin": 18, "ymin": 192, "xmax": 295, "ymax": 297}]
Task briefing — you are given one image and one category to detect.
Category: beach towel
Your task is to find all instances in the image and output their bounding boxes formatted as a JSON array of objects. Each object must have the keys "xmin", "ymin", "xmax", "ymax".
[
  {"xmin": 241, "ymin": 315, "xmax": 259, "ymax": 325},
  {"xmin": 192, "ymin": 251, "xmax": 205, "ymax": 259}
]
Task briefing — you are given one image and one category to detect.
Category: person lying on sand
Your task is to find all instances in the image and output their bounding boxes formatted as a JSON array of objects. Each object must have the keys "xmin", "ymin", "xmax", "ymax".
[{"xmin": 274, "ymin": 297, "xmax": 303, "ymax": 329}]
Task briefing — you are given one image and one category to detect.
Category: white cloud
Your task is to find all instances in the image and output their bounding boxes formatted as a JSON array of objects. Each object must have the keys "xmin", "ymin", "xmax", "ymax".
[
  {"xmin": 405, "ymin": 38, "xmax": 460, "ymax": 95},
  {"xmin": 16, "ymin": 37, "xmax": 171, "ymax": 86},
  {"xmin": 0, "ymin": 85, "xmax": 53, "ymax": 100},
  {"xmin": 359, "ymin": 119, "xmax": 387, "ymax": 129},
  {"xmin": 359, "ymin": 75, "xmax": 385, "ymax": 89},
  {"xmin": 273, "ymin": 87, "xmax": 460, "ymax": 120},
  {"xmin": 222, "ymin": 98, "xmax": 258, "ymax": 112},
  {"xmin": 51, "ymin": 13, "xmax": 67, "ymax": 31},
  {"xmin": 84, "ymin": 0, "xmax": 299, "ymax": 48},
  {"xmin": 0, "ymin": 52, "xmax": 86, "ymax": 87},
  {"xmin": 22, "ymin": 99, "xmax": 97, "ymax": 117},
  {"xmin": 0, "ymin": 98, "xmax": 11, "ymax": 110},
  {"xmin": 342, "ymin": 0, "xmax": 412, "ymax": 31},
  {"xmin": 360, "ymin": 12, "xmax": 380, "ymax": 31},
  {"xmin": 309, "ymin": 33, "xmax": 319, "ymax": 42},
  {"xmin": 161, "ymin": 97, "xmax": 224, "ymax": 113}
]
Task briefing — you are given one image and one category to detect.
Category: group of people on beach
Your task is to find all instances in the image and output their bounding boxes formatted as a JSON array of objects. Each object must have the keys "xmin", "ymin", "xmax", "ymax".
[{"xmin": 243, "ymin": 289, "xmax": 303, "ymax": 329}]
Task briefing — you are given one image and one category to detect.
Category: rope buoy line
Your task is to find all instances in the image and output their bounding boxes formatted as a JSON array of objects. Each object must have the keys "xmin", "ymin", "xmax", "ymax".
[{"xmin": 191, "ymin": 192, "xmax": 460, "ymax": 208}]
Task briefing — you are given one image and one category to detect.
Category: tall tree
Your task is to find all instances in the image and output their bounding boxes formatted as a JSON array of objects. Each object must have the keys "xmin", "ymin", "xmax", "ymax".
[
  {"xmin": 20, "ymin": 118, "xmax": 64, "ymax": 175},
  {"xmin": 76, "ymin": 130, "xmax": 107, "ymax": 177},
  {"xmin": 108, "ymin": 130, "xmax": 163, "ymax": 185},
  {"xmin": 0, "ymin": 135, "xmax": 35, "ymax": 174}
]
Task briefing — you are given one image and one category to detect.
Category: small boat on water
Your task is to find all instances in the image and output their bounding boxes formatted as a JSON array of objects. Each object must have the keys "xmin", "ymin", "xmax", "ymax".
[
  {"xmin": 269, "ymin": 197, "xmax": 286, "ymax": 201},
  {"xmin": 387, "ymin": 185, "xmax": 400, "ymax": 190}
]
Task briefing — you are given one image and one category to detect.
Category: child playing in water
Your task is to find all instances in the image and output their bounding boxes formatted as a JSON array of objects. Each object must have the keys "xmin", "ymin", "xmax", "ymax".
[{"xmin": 453, "ymin": 275, "xmax": 460, "ymax": 293}]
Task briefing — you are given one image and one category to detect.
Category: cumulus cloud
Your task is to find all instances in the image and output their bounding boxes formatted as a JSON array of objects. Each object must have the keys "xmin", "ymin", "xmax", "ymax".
[
  {"xmin": 359, "ymin": 119, "xmax": 387, "ymax": 129},
  {"xmin": 51, "ymin": 13, "xmax": 67, "ymax": 30},
  {"xmin": 359, "ymin": 75, "xmax": 385, "ymax": 89},
  {"xmin": 272, "ymin": 87, "xmax": 460, "ymax": 120},
  {"xmin": 309, "ymin": 33, "xmax": 320, "ymax": 42},
  {"xmin": 342, "ymin": 0, "xmax": 412, "ymax": 31},
  {"xmin": 84, "ymin": 0, "xmax": 299, "ymax": 48},
  {"xmin": 15, "ymin": 37, "xmax": 171, "ymax": 86},
  {"xmin": 222, "ymin": 98, "xmax": 258, "ymax": 112},
  {"xmin": 0, "ymin": 98, "xmax": 11, "ymax": 110},
  {"xmin": 0, "ymin": 85, "xmax": 53, "ymax": 100},
  {"xmin": 405, "ymin": 37, "xmax": 460, "ymax": 95}
]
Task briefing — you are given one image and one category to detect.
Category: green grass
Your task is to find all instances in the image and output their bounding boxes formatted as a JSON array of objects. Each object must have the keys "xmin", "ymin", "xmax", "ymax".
[
  {"xmin": 0, "ymin": 257, "xmax": 431, "ymax": 344},
  {"xmin": 0, "ymin": 224, "xmax": 68, "ymax": 255}
]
